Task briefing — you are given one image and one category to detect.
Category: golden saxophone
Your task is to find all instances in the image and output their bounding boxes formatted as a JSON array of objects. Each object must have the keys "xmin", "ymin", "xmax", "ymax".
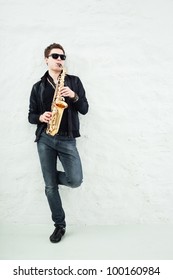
[{"xmin": 46, "ymin": 66, "xmax": 68, "ymax": 136}]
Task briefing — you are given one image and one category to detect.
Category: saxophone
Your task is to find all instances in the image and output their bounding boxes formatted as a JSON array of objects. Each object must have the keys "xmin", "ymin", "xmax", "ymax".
[{"xmin": 46, "ymin": 66, "xmax": 68, "ymax": 136}]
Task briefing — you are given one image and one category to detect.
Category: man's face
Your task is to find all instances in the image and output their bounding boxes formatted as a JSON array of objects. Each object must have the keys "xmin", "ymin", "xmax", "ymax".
[{"xmin": 45, "ymin": 48, "xmax": 66, "ymax": 71}]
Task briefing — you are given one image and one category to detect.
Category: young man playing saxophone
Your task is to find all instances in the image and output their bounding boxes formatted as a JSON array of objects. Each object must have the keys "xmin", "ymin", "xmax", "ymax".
[{"xmin": 28, "ymin": 43, "xmax": 89, "ymax": 243}]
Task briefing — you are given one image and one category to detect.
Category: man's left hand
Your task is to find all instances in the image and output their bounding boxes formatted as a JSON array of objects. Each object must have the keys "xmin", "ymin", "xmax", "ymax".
[{"xmin": 60, "ymin": 87, "xmax": 75, "ymax": 98}]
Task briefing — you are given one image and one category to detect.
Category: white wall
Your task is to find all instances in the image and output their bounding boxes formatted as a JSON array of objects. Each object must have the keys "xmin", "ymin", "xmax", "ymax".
[{"xmin": 0, "ymin": 0, "xmax": 173, "ymax": 226}]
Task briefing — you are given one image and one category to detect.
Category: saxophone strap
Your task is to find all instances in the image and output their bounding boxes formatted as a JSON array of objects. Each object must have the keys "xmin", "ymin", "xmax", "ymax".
[{"xmin": 47, "ymin": 77, "xmax": 56, "ymax": 90}]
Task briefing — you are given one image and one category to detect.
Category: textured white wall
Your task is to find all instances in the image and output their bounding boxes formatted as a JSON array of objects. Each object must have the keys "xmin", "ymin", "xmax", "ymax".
[{"xmin": 0, "ymin": 0, "xmax": 173, "ymax": 226}]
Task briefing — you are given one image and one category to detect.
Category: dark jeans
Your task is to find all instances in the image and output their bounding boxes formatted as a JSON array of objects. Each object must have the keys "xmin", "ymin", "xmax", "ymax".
[{"xmin": 37, "ymin": 131, "xmax": 83, "ymax": 227}]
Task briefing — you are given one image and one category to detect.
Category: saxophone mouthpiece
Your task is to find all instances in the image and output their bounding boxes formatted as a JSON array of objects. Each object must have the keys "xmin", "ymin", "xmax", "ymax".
[{"xmin": 58, "ymin": 63, "xmax": 62, "ymax": 68}]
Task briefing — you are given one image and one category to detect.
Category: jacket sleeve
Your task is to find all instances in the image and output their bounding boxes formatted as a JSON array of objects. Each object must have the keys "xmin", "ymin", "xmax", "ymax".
[
  {"xmin": 71, "ymin": 77, "xmax": 89, "ymax": 115},
  {"xmin": 28, "ymin": 84, "xmax": 42, "ymax": 124}
]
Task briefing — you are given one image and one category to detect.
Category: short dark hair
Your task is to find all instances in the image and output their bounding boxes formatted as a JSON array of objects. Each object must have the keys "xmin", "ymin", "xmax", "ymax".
[{"xmin": 44, "ymin": 43, "xmax": 65, "ymax": 58}]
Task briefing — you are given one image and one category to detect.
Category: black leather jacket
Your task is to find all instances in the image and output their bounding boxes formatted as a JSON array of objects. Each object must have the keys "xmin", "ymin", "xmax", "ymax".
[{"xmin": 28, "ymin": 72, "xmax": 89, "ymax": 141}]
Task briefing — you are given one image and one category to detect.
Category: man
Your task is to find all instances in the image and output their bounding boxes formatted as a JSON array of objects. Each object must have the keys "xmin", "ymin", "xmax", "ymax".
[{"xmin": 28, "ymin": 43, "xmax": 89, "ymax": 243}]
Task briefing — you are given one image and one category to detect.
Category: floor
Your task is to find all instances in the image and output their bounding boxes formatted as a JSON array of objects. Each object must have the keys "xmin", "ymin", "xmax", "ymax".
[{"xmin": 0, "ymin": 223, "xmax": 173, "ymax": 260}]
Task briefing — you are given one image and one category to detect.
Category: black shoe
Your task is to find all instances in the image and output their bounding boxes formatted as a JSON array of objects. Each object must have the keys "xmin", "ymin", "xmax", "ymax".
[{"xmin": 49, "ymin": 226, "xmax": 66, "ymax": 243}]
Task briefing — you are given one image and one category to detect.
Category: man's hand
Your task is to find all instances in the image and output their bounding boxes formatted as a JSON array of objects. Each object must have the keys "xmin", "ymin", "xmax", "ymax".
[
  {"xmin": 39, "ymin": 112, "xmax": 52, "ymax": 123},
  {"xmin": 60, "ymin": 86, "xmax": 75, "ymax": 98}
]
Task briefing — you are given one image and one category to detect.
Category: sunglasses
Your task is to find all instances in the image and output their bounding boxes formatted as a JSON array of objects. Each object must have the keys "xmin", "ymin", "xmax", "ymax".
[{"xmin": 48, "ymin": 53, "xmax": 66, "ymax": 60}]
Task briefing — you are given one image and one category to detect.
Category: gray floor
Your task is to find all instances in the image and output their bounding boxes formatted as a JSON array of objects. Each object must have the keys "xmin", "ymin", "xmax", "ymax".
[{"xmin": 0, "ymin": 223, "xmax": 173, "ymax": 260}]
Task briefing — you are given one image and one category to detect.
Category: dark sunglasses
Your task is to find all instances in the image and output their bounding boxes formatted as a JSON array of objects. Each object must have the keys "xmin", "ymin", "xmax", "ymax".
[{"xmin": 48, "ymin": 53, "xmax": 66, "ymax": 60}]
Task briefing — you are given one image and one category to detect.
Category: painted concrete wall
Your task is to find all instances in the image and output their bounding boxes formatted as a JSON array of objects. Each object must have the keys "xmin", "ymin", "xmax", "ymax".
[{"xmin": 0, "ymin": 0, "xmax": 173, "ymax": 226}]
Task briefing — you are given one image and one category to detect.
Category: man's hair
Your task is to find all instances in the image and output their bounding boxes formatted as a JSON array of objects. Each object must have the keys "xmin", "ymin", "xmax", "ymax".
[{"xmin": 44, "ymin": 43, "xmax": 65, "ymax": 58}]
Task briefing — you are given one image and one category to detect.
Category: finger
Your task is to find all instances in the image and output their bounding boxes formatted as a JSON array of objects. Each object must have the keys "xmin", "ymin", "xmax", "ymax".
[
  {"xmin": 44, "ymin": 112, "xmax": 52, "ymax": 117},
  {"xmin": 60, "ymin": 89, "xmax": 66, "ymax": 95},
  {"xmin": 45, "ymin": 118, "xmax": 50, "ymax": 123},
  {"xmin": 61, "ymin": 86, "xmax": 69, "ymax": 92}
]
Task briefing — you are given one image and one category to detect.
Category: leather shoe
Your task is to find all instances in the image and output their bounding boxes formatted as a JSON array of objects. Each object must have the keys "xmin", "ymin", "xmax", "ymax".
[{"xmin": 49, "ymin": 226, "xmax": 66, "ymax": 243}]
